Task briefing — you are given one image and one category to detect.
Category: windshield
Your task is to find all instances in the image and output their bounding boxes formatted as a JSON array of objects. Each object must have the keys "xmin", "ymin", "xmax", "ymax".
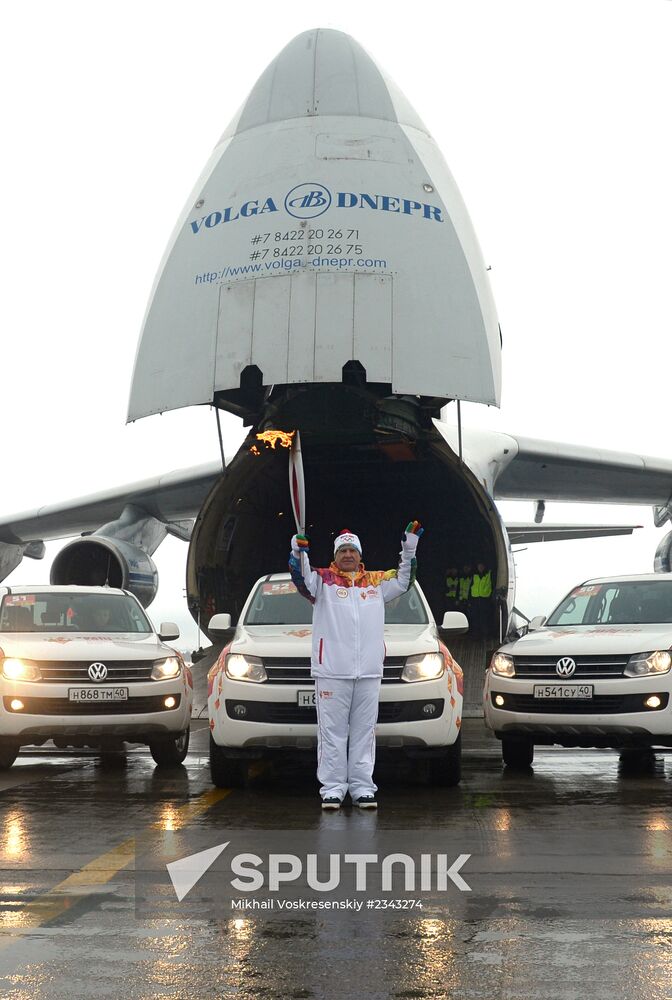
[
  {"xmin": 243, "ymin": 580, "xmax": 429, "ymax": 626},
  {"xmin": 0, "ymin": 592, "xmax": 152, "ymax": 633},
  {"xmin": 546, "ymin": 581, "xmax": 672, "ymax": 626}
]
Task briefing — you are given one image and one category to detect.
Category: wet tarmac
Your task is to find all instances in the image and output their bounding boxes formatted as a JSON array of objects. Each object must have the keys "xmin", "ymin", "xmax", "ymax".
[{"xmin": 1, "ymin": 720, "xmax": 672, "ymax": 999}]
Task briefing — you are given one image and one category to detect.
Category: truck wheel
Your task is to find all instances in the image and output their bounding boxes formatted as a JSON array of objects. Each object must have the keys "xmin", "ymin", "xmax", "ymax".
[
  {"xmin": 150, "ymin": 729, "xmax": 190, "ymax": 768},
  {"xmin": 430, "ymin": 733, "xmax": 462, "ymax": 787},
  {"xmin": 618, "ymin": 748, "xmax": 656, "ymax": 770},
  {"xmin": 0, "ymin": 740, "xmax": 19, "ymax": 770},
  {"xmin": 502, "ymin": 736, "xmax": 534, "ymax": 768},
  {"xmin": 209, "ymin": 734, "xmax": 249, "ymax": 788}
]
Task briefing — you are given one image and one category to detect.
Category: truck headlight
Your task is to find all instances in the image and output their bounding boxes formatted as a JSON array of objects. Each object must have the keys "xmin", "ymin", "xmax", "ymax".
[
  {"xmin": 151, "ymin": 657, "xmax": 182, "ymax": 680},
  {"xmin": 624, "ymin": 651, "xmax": 672, "ymax": 677},
  {"xmin": 2, "ymin": 658, "xmax": 41, "ymax": 682},
  {"xmin": 491, "ymin": 653, "xmax": 515, "ymax": 677},
  {"xmin": 401, "ymin": 653, "xmax": 445, "ymax": 682},
  {"xmin": 225, "ymin": 654, "xmax": 267, "ymax": 683}
]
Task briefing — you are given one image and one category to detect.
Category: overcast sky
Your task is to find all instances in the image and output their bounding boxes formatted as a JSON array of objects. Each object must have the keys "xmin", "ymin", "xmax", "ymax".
[{"xmin": 1, "ymin": 0, "xmax": 671, "ymax": 644}]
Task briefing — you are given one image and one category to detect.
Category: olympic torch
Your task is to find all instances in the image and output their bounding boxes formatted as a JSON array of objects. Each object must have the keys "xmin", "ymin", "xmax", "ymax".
[{"xmin": 288, "ymin": 429, "xmax": 306, "ymax": 535}]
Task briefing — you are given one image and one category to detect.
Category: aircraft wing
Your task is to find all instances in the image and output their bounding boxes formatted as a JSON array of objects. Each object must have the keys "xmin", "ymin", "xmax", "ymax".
[
  {"xmin": 494, "ymin": 434, "xmax": 672, "ymax": 506},
  {"xmin": 3, "ymin": 422, "xmax": 671, "ymax": 549},
  {"xmin": 505, "ymin": 523, "xmax": 642, "ymax": 545},
  {"xmin": 0, "ymin": 462, "xmax": 221, "ymax": 546},
  {"xmin": 436, "ymin": 423, "xmax": 672, "ymax": 510}
]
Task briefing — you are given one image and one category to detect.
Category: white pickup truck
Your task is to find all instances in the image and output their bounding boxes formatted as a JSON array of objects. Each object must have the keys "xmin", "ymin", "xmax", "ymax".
[
  {"xmin": 484, "ymin": 573, "xmax": 672, "ymax": 767},
  {"xmin": 0, "ymin": 585, "xmax": 192, "ymax": 768},
  {"xmin": 207, "ymin": 573, "xmax": 465, "ymax": 787}
]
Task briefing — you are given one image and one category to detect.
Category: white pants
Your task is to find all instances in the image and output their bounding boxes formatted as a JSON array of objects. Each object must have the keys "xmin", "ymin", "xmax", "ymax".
[{"xmin": 314, "ymin": 676, "xmax": 381, "ymax": 801}]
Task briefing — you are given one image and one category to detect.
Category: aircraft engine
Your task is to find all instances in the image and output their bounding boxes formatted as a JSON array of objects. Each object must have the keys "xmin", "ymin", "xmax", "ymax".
[
  {"xmin": 48, "ymin": 504, "xmax": 173, "ymax": 607},
  {"xmin": 50, "ymin": 536, "xmax": 158, "ymax": 608}
]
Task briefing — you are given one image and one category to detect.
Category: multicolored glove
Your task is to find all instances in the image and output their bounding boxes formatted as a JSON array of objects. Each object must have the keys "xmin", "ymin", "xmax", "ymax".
[
  {"xmin": 402, "ymin": 520, "xmax": 423, "ymax": 552},
  {"xmin": 291, "ymin": 533, "xmax": 310, "ymax": 558}
]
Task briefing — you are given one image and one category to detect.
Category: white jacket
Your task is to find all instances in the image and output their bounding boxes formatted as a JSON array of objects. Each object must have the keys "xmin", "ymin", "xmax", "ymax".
[{"xmin": 290, "ymin": 535, "xmax": 419, "ymax": 679}]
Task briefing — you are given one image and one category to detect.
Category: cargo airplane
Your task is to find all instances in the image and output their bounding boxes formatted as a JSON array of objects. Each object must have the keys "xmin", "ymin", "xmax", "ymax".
[{"xmin": 2, "ymin": 29, "xmax": 671, "ymax": 644}]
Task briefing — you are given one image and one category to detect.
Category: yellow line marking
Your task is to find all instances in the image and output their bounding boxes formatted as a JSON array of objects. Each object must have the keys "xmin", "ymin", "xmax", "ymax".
[{"xmin": 0, "ymin": 786, "xmax": 232, "ymax": 941}]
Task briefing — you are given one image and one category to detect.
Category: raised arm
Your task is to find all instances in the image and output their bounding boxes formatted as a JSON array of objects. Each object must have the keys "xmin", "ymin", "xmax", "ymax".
[
  {"xmin": 288, "ymin": 534, "xmax": 322, "ymax": 602},
  {"xmin": 380, "ymin": 522, "xmax": 423, "ymax": 603}
]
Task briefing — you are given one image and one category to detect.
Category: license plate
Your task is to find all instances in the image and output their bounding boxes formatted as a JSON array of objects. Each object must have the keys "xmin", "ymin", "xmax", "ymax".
[
  {"xmin": 297, "ymin": 690, "xmax": 316, "ymax": 707},
  {"xmin": 68, "ymin": 687, "xmax": 129, "ymax": 702},
  {"xmin": 533, "ymin": 684, "xmax": 594, "ymax": 699}
]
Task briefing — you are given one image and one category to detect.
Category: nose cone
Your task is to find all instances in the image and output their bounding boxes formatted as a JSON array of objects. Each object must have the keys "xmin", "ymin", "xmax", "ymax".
[
  {"xmin": 223, "ymin": 28, "xmax": 429, "ymax": 139},
  {"xmin": 128, "ymin": 29, "xmax": 501, "ymax": 424}
]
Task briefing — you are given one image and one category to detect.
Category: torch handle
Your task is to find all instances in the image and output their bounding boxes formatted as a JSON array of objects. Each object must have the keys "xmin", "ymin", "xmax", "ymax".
[{"xmin": 289, "ymin": 430, "xmax": 306, "ymax": 535}]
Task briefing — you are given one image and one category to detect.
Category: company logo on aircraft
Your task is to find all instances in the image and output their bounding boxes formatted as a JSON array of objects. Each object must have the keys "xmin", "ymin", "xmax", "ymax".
[
  {"xmin": 189, "ymin": 185, "xmax": 443, "ymax": 234},
  {"xmin": 285, "ymin": 183, "xmax": 332, "ymax": 219}
]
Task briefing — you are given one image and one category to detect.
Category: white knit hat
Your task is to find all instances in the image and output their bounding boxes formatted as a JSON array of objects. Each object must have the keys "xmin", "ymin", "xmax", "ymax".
[{"xmin": 334, "ymin": 530, "xmax": 362, "ymax": 556}]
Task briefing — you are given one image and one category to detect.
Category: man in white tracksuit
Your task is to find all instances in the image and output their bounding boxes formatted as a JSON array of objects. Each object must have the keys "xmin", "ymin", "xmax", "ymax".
[{"xmin": 289, "ymin": 523, "xmax": 423, "ymax": 810}]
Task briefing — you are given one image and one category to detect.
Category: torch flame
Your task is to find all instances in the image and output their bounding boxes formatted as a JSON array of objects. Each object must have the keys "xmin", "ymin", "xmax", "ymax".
[{"xmin": 251, "ymin": 429, "xmax": 296, "ymax": 453}]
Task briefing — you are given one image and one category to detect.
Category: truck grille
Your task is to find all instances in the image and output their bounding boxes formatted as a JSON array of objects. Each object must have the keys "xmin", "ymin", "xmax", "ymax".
[
  {"xmin": 492, "ymin": 692, "xmax": 668, "ymax": 714},
  {"xmin": 261, "ymin": 657, "xmax": 406, "ymax": 684},
  {"xmin": 25, "ymin": 660, "xmax": 157, "ymax": 683},
  {"xmin": 3, "ymin": 694, "xmax": 181, "ymax": 715},
  {"xmin": 225, "ymin": 698, "xmax": 444, "ymax": 724},
  {"xmin": 512, "ymin": 655, "xmax": 631, "ymax": 679}
]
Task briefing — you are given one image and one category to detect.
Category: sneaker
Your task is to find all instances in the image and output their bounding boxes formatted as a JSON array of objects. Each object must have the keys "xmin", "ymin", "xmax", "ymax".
[
  {"xmin": 354, "ymin": 795, "xmax": 378, "ymax": 809},
  {"xmin": 321, "ymin": 797, "xmax": 341, "ymax": 810}
]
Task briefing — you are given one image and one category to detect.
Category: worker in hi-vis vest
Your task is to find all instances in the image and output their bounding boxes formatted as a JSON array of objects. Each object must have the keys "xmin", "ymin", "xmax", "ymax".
[
  {"xmin": 470, "ymin": 561, "xmax": 493, "ymax": 636},
  {"xmin": 458, "ymin": 565, "xmax": 472, "ymax": 605}
]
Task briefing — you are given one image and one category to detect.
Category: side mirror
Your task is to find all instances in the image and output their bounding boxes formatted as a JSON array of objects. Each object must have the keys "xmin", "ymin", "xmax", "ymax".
[
  {"xmin": 209, "ymin": 613, "xmax": 234, "ymax": 639},
  {"xmin": 440, "ymin": 611, "xmax": 469, "ymax": 635},
  {"xmin": 159, "ymin": 622, "xmax": 180, "ymax": 641},
  {"xmin": 528, "ymin": 615, "xmax": 547, "ymax": 631}
]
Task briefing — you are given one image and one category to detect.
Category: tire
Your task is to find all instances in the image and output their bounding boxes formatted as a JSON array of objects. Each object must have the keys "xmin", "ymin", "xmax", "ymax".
[
  {"xmin": 618, "ymin": 747, "xmax": 656, "ymax": 769},
  {"xmin": 428, "ymin": 733, "xmax": 462, "ymax": 787},
  {"xmin": 209, "ymin": 734, "xmax": 249, "ymax": 788},
  {"xmin": 0, "ymin": 740, "xmax": 19, "ymax": 770},
  {"xmin": 150, "ymin": 729, "xmax": 190, "ymax": 768},
  {"xmin": 502, "ymin": 736, "xmax": 534, "ymax": 769}
]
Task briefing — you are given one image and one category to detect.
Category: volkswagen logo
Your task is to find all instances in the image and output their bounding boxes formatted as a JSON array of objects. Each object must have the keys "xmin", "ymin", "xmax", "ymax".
[
  {"xmin": 556, "ymin": 657, "xmax": 576, "ymax": 678},
  {"xmin": 88, "ymin": 662, "xmax": 108, "ymax": 682},
  {"xmin": 285, "ymin": 182, "xmax": 332, "ymax": 219}
]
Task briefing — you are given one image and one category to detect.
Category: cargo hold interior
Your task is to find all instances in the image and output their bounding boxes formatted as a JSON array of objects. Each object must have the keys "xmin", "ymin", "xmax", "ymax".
[{"xmin": 188, "ymin": 430, "xmax": 502, "ymax": 639}]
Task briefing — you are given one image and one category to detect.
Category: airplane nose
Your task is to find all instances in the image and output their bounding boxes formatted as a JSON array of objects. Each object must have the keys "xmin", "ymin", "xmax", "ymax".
[
  {"xmin": 128, "ymin": 27, "xmax": 502, "ymax": 425},
  {"xmin": 220, "ymin": 28, "xmax": 430, "ymax": 141}
]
